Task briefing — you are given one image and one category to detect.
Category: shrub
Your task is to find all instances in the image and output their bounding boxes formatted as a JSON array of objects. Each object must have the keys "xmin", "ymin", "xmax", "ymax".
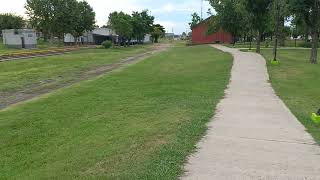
[
  {"xmin": 298, "ymin": 41, "xmax": 312, "ymax": 48},
  {"xmin": 102, "ymin": 40, "xmax": 113, "ymax": 49}
]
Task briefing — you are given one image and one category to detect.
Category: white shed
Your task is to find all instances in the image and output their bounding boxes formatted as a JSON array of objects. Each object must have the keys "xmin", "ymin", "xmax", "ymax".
[
  {"xmin": 143, "ymin": 34, "xmax": 152, "ymax": 43},
  {"xmin": 64, "ymin": 31, "xmax": 94, "ymax": 45},
  {"xmin": 2, "ymin": 29, "xmax": 37, "ymax": 49},
  {"xmin": 64, "ymin": 28, "xmax": 115, "ymax": 45}
]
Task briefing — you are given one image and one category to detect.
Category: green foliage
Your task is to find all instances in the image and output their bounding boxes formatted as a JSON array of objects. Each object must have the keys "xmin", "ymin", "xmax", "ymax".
[
  {"xmin": 289, "ymin": 0, "xmax": 319, "ymax": 63},
  {"xmin": 291, "ymin": 16, "xmax": 309, "ymax": 40},
  {"xmin": 189, "ymin": 12, "xmax": 201, "ymax": 30},
  {"xmin": 108, "ymin": 11, "xmax": 133, "ymax": 44},
  {"xmin": 102, "ymin": 40, "xmax": 113, "ymax": 49},
  {"xmin": 209, "ymin": 0, "xmax": 247, "ymax": 44},
  {"xmin": 0, "ymin": 13, "xmax": 25, "ymax": 35},
  {"xmin": 72, "ymin": 1, "xmax": 96, "ymax": 40},
  {"xmin": 245, "ymin": 0, "xmax": 273, "ymax": 32},
  {"xmin": 245, "ymin": 0, "xmax": 273, "ymax": 52},
  {"xmin": 25, "ymin": 0, "xmax": 95, "ymax": 41},
  {"xmin": 131, "ymin": 10, "xmax": 154, "ymax": 43},
  {"xmin": 151, "ymin": 24, "xmax": 165, "ymax": 43},
  {"xmin": 108, "ymin": 11, "xmax": 164, "ymax": 45},
  {"xmin": 298, "ymin": 41, "xmax": 312, "ymax": 48}
]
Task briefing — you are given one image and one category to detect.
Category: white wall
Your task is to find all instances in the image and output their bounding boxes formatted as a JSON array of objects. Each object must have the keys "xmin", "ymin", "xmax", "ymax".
[
  {"xmin": 2, "ymin": 29, "xmax": 37, "ymax": 48},
  {"xmin": 23, "ymin": 31, "xmax": 37, "ymax": 46},
  {"xmin": 3, "ymin": 31, "xmax": 21, "ymax": 46},
  {"xmin": 144, "ymin": 34, "xmax": 151, "ymax": 43},
  {"xmin": 64, "ymin": 33, "xmax": 75, "ymax": 43}
]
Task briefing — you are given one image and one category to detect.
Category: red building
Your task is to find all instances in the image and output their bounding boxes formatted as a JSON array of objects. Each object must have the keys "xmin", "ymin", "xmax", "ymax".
[{"xmin": 191, "ymin": 17, "xmax": 233, "ymax": 44}]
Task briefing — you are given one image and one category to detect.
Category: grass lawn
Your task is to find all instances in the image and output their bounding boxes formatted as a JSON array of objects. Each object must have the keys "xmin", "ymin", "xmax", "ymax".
[
  {"xmin": 225, "ymin": 39, "xmax": 310, "ymax": 49},
  {"xmin": 0, "ymin": 45, "xmax": 152, "ymax": 93},
  {"xmin": 261, "ymin": 49, "xmax": 320, "ymax": 144},
  {"xmin": 0, "ymin": 45, "xmax": 232, "ymax": 179}
]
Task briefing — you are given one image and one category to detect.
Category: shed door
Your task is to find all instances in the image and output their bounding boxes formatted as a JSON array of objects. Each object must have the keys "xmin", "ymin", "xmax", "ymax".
[{"xmin": 21, "ymin": 37, "xmax": 25, "ymax": 48}]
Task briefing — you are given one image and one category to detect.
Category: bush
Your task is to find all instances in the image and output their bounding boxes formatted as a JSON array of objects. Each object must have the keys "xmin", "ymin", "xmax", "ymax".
[
  {"xmin": 102, "ymin": 40, "xmax": 112, "ymax": 49},
  {"xmin": 299, "ymin": 41, "xmax": 312, "ymax": 48}
]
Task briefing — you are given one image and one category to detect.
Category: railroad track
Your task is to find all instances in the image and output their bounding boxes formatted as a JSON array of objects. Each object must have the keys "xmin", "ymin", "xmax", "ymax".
[{"xmin": 0, "ymin": 46, "xmax": 96, "ymax": 62}]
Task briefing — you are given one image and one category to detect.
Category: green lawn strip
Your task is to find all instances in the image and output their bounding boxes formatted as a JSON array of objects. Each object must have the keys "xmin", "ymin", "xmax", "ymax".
[
  {"xmin": 225, "ymin": 39, "xmax": 309, "ymax": 49},
  {"xmin": 261, "ymin": 49, "xmax": 320, "ymax": 144},
  {"xmin": 0, "ymin": 45, "xmax": 232, "ymax": 179},
  {"xmin": 0, "ymin": 45, "xmax": 151, "ymax": 93}
]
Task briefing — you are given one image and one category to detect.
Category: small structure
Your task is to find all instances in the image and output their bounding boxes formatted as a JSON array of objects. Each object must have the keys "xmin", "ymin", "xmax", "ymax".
[
  {"xmin": 64, "ymin": 28, "xmax": 115, "ymax": 45},
  {"xmin": 143, "ymin": 34, "xmax": 152, "ymax": 43},
  {"xmin": 2, "ymin": 29, "xmax": 37, "ymax": 49},
  {"xmin": 65, "ymin": 28, "xmax": 152, "ymax": 45},
  {"xmin": 191, "ymin": 16, "xmax": 232, "ymax": 44}
]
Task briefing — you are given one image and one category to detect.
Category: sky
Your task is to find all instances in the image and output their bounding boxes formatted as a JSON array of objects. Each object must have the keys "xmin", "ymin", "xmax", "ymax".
[{"xmin": 0, "ymin": 0, "xmax": 213, "ymax": 34}]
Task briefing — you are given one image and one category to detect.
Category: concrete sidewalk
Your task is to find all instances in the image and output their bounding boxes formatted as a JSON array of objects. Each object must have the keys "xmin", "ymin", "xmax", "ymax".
[{"xmin": 182, "ymin": 45, "xmax": 320, "ymax": 180}]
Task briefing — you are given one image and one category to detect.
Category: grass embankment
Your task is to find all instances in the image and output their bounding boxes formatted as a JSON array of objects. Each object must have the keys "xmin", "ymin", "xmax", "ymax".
[
  {"xmin": 0, "ymin": 45, "xmax": 232, "ymax": 179},
  {"xmin": 0, "ymin": 45, "xmax": 151, "ymax": 93},
  {"xmin": 261, "ymin": 49, "xmax": 320, "ymax": 144}
]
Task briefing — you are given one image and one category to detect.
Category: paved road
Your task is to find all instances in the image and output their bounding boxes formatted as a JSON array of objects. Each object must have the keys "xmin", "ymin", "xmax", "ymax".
[{"xmin": 182, "ymin": 45, "xmax": 320, "ymax": 180}]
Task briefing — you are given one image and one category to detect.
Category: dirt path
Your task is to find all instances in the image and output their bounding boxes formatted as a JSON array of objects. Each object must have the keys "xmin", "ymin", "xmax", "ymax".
[
  {"xmin": 0, "ymin": 44, "xmax": 170, "ymax": 110},
  {"xmin": 182, "ymin": 45, "xmax": 320, "ymax": 180}
]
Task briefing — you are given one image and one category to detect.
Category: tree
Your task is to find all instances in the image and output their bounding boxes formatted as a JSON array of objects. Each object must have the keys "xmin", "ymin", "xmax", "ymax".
[
  {"xmin": 151, "ymin": 24, "xmax": 165, "ymax": 43},
  {"xmin": 72, "ymin": 1, "xmax": 95, "ymax": 44},
  {"xmin": 209, "ymin": 0, "xmax": 247, "ymax": 45},
  {"xmin": 289, "ymin": 0, "xmax": 319, "ymax": 64},
  {"xmin": 245, "ymin": 0, "xmax": 273, "ymax": 53},
  {"xmin": 131, "ymin": 10, "xmax": 154, "ymax": 43},
  {"xmin": 26, "ymin": 0, "xmax": 52, "ymax": 41},
  {"xmin": 49, "ymin": 0, "xmax": 79, "ymax": 40},
  {"xmin": 108, "ymin": 11, "xmax": 133, "ymax": 46},
  {"xmin": 26, "ymin": 0, "xmax": 82, "ymax": 42},
  {"xmin": 0, "ymin": 13, "xmax": 25, "ymax": 36},
  {"xmin": 189, "ymin": 12, "xmax": 201, "ymax": 30},
  {"xmin": 271, "ymin": 0, "xmax": 290, "ymax": 61}
]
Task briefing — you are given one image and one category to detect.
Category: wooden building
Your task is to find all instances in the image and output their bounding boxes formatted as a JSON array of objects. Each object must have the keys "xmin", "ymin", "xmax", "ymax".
[{"xmin": 191, "ymin": 17, "xmax": 233, "ymax": 44}]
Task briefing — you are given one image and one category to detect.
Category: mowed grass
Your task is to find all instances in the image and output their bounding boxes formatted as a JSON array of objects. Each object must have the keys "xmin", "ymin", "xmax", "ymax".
[
  {"xmin": 225, "ymin": 39, "xmax": 308, "ymax": 49},
  {"xmin": 0, "ymin": 45, "xmax": 151, "ymax": 93},
  {"xmin": 0, "ymin": 45, "xmax": 232, "ymax": 179},
  {"xmin": 261, "ymin": 49, "xmax": 320, "ymax": 144}
]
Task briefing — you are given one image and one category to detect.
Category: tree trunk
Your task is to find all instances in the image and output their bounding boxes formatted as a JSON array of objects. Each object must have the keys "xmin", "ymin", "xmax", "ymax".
[
  {"xmin": 310, "ymin": 29, "xmax": 318, "ymax": 64},
  {"xmin": 256, "ymin": 31, "xmax": 261, "ymax": 53},
  {"xmin": 43, "ymin": 31, "xmax": 49, "ymax": 42},
  {"xmin": 279, "ymin": 17, "xmax": 285, "ymax": 46},
  {"xmin": 249, "ymin": 31, "xmax": 252, "ymax": 50},
  {"xmin": 273, "ymin": 0, "xmax": 280, "ymax": 61},
  {"xmin": 233, "ymin": 35, "xmax": 236, "ymax": 46}
]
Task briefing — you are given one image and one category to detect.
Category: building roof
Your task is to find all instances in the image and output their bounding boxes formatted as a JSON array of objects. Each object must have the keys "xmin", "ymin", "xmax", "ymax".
[
  {"xmin": 92, "ymin": 28, "xmax": 114, "ymax": 36},
  {"xmin": 2, "ymin": 29, "xmax": 36, "ymax": 33}
]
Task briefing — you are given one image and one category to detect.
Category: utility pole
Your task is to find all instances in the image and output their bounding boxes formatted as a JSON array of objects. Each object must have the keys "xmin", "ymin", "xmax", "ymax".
[{"xmin": 201, "ymin": 0, "xmax": 203, "ymax": 20}]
